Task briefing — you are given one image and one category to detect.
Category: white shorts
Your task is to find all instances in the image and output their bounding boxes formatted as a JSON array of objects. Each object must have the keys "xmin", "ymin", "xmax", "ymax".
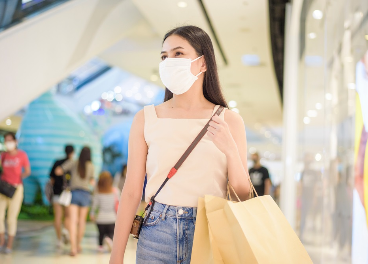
[{"xmin": 52, "ymin": 195, "xmax": 61, "ymax": 204}]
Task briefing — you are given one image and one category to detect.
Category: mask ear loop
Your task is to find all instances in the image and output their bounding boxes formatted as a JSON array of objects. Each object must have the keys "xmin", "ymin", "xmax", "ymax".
[{"xmin": 192, "ymin": 55, "xmax": 204, "ymax": 77}]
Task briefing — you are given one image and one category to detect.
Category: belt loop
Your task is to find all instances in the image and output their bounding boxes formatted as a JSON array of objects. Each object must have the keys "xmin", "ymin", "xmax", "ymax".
[
  {"xmin": 193, "ymin": 207, "xmax": 197, "ymax": 217},
  {"xmin": 161, "ymin": 204, "xmax": 169, "ymax": 220}
]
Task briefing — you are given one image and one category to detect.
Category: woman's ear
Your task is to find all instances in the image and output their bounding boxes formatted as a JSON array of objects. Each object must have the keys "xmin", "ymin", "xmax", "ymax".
[{"xmin": 201, "ymin": 56, "xmax": 207, "ymax": 72}]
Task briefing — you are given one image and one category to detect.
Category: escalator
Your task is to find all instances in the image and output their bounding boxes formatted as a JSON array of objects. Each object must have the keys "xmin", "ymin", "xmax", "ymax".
[{"xmin": 0, "ymin": 0, "xmax": 144, "ymax": 121}]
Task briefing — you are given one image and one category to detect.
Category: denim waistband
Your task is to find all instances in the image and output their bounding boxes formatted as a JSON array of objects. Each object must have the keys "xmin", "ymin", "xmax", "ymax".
[{"xmin": 149, "ymin": 201, "xmax": 197, "ymax": 218}]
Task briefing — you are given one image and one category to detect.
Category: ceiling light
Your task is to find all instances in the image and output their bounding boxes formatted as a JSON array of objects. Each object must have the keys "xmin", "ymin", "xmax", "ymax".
[
  {"xmin": 150, "ymin": 74, "xmax": 158, "ymax": 82},
  {"xmin": 84, "ymin": 105, "xmax": 92, "ymax": 115},
  {"xmin": 177, "ymin": 1, "xmax": 187, "ymax": 8},
  {"xmin": 325, "ymin": 93, "xmax": 332, "ymax": 100},
  {"xmin": 348, "ymin": 83, "xmax": 356, "ymax": 89},
  {"xmin": 231, "ymin": 108, "xmax": 239, "ymax": 113},
  {"xmin": 241, "ymin": 54, "xmax": 260, "ymax": 66},
  {"xmin": 264, "ymin": 131, "xmax": 271, "ymax": 138},
  {"xmin": 115, "ymin": 94, "xmax": 123, "ymax": 101},
  {"xmin": 5, "ymin": 119, "xmax": 11, "ymax": 126},
  {"xmin": 229, "ymin": 100, "xmax": 237, "ymax": 108},
  {"xmin": 308, "ymin": 32, "xmax": 317, "ymax": 39},
  {"xmin": 312, "ymin": 10, "xmax": 323, "ymax": 20},
  {"xmin": 315, "ymin": 103, "xmax": 322, "ymax": 110},
  {"xmin": 114, "ymin": 86, "xmax": 122, "ymax": 93},
  {"xmin": 307, "ymin": 110, "xmax": 318, "ymax": 117},
  {"xmin": 249, "ymin": 147, "xmax": 257, "ymax": 154},
  {"xmin": 365, "ymin": 35, "xmax": 368, "ymax": 41},
  {"xmin": 315, "ymin": 153, "xmax": 322, "ymax": 161},
  {"xmin": 91, "ymin": 101, "xmax": 101, "ymax": 111},
  {"xmin": 303, "ymin": 117, "xmax": 310, "ymax": 124},
  {"xmin": 101, "ymin": 92, "xmax": 108, "ymax": 100}
]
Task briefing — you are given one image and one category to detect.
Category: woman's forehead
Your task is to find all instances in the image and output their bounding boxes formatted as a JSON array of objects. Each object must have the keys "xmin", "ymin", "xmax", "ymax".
[{"xmin": 162, "ymin": 35, "xmax": 192, "ymax": 51}]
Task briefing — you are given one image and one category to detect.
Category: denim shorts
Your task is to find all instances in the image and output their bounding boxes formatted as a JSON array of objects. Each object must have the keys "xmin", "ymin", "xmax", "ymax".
[
  {"xmin": 70, "ymin": 189, "xmax": 91, "ymax": 207},
  {"xmin": 136, "ymin": 201, "xmax": 197, "ymax": 264}
]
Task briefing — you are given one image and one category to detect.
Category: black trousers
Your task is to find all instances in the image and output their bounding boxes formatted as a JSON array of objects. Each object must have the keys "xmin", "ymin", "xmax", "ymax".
[{"xmin": 97, "ymin": 223, "xmax": 115, "ymax": 246}]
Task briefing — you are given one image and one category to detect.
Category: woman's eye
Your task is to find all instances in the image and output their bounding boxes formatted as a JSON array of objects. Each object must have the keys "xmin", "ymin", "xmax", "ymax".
[
  {"xmin": 175, "ymin": 52, "xmax": 183, "ymax": 56},
  {"xmin": 161, "ymin": 55, "xmax": 167, "ymax": 61}
]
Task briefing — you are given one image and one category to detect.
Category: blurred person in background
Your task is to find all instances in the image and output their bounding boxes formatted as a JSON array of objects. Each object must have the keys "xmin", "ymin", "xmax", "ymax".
[
  {"xmin": 0, "ymin": 132, "xmax": 31, "ymax": 254},
  {"xmin": 49, "ymin": 144, "xmax": 74, "ymax": 249},
  {"xmin": 55, "ymin": 146, "xmax": 95, "ymax": 256},
  {"xmin": 299, "ymin": 153, "xmax": 321, "ymax": 242},
  {"xmin": 113, "ymin": 165, "xmax": 127, "ymax": 191},
  {"xmin": 90, "ymin": 171, "xmax": 120, "ymax": 253},
  {"xmin": 249, "ymin": 152, "xmax": 271, "ymax": 196}
]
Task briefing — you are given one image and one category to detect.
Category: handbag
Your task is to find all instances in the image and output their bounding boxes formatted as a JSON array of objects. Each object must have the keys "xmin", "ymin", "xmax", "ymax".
[
  {"xmin": 0, "ymin": 179, "xmax": 17, "ymax": 198},
  {"xmin": 0, "ymin": 153, "xmax": 17, "ymax": 198},
  {"xmin": 58, "ymin": 188, "xmax": 72, "ymax": 206},
  {"xmin": 130, "ymin": 106, "xmax": 225, "ymax": 239},
  {"xmin": 191, "ymin": 180, "xmax": 313, "ymax": 264}
]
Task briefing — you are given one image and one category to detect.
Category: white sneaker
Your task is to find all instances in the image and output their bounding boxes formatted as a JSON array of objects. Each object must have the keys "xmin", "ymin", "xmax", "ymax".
[
  {"xmin": 56, "ymin": 239, "xmax": 64, "ymax": 249},
  {"xmin": 62, "ymin": 228, "xmax": 70, "ymax": 245},
  {"xmin": 103, "ymin": 237, "xmax": 113, "ymax": 252}
]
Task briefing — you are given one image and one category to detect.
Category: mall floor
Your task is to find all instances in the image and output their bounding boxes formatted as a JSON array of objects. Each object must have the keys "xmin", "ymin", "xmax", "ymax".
[
  {"xmin": 0, "ymin": 219, "xmax": 351, "ymax": 264},
  {"xmin": 0, "ymin": 220, "xmax": 137, "ymax": 264}
]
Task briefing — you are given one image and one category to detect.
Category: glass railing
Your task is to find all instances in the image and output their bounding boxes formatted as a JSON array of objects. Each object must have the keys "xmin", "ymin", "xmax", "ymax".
[{"xmin": 0, "ymin": 0, "xmax": 69, "ymax": 32}]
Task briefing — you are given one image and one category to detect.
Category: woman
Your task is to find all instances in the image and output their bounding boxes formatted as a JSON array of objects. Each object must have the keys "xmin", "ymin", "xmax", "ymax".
[
  {"xmin": 109, "ymin": 25, "xmax": 251, "ymax": 264},
  {"xmin": 0, "ymin": 132, "xmax": 31, "ymax": 254},
  {"xmin": 49, "ymin": 145, "xmax": 74, "ymax": 248},
  {"xmin": 90, "ymin": 171, "xmax": 119, "ymax": 253},
  {"xmin": 55, "ymin": 146, "xmax": 94, "ymax": 256}
]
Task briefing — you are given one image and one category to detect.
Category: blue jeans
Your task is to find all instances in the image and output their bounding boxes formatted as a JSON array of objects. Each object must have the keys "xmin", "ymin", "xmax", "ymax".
[
  {"xmin": 70, "ymin": 189, "xmax": 91, "ymax": 207},
  {"xmin": 136, "ymin": 201, "xmax": 197, "ymax": 264}
]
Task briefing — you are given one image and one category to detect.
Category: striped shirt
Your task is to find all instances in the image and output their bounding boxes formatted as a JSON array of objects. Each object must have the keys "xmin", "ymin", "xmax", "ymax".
[{"xmin": 90, "ymin": 190, "xmax": 120, "ymax": 224}]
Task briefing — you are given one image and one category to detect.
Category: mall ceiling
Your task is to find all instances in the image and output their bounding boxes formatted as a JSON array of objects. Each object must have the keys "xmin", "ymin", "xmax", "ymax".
[{"xmin": 100, "ymin": 0, "xmax": 285, "ymax": 133}]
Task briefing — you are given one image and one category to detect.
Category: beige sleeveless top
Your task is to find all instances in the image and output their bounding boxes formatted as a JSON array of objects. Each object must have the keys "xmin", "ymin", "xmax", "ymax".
[{"xmin": 144, "ymin": 104, "xmax": 228, "ymax": 207}]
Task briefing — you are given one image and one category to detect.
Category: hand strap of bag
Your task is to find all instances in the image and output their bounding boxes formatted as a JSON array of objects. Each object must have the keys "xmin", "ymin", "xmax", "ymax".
[{"xmin": 143, "ymin": 106, "xmax": 225, "ymax": 223}]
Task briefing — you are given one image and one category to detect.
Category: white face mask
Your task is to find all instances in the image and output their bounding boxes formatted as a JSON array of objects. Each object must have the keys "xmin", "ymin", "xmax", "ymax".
[
  {"xmin": 159, "ymin": 56, "xmax": 203, "ymax": 95},
  {"xmin": 5, "ymin": 141, "xmax": 16, "ymax": 151}
]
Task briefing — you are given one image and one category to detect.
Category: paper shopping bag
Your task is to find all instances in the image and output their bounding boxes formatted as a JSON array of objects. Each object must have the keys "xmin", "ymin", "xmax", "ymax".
[
  {"xmin": 206, "ymin": 194, "xmax": 312, "ymax": 264},
  {"xmin": 191, "ymin": 197, "xmax": 224, "ymax": 264}
]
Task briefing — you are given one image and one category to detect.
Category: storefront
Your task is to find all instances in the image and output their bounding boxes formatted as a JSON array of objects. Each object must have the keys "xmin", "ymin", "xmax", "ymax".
[{"xmin": 294, "ymin": 0, "xmax": 368, "ymax": 263}]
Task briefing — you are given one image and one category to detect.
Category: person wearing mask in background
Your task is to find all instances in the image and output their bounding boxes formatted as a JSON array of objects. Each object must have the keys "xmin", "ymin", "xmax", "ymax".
[
  {"xmin": 90, "ymin": 171, "xmax": 119, "ymax": 253},
  {"xmin": 249, "ymin": 152, "xmax": 271, "ymax": 196},
  {"xmin": 49, "ymin": 145, "xmax": 74, "ymax": 249},
  {"xmin": 55, "ymin": 146, "xmax": 95, "ymax": 256},
  {"xmin": 0, "ymin": 132, "xmax": 31, "ymax": 254}
]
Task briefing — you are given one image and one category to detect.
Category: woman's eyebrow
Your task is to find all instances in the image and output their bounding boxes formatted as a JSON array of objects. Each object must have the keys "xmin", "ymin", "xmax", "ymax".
[{"xmin": 161, "ymin": 46, "xmax": 185, "ymax": 54}]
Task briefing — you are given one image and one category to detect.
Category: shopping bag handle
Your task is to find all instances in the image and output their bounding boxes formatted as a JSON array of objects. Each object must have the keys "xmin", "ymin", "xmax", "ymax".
[{"xmin": 227, "ymin": 177, "xmax": 258, "ymax": 202}]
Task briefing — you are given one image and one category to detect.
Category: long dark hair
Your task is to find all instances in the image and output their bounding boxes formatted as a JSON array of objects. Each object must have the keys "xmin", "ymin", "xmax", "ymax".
[
  {"xmin": 78, "ymin": 146, "xmax": 91, "ymax": 179},
  {"xmin": 162, "ymin": 26, "xmax": 228, "ymax": 108}
]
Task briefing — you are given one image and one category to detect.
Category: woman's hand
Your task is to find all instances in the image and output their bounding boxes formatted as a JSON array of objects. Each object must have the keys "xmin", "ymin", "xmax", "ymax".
[
  {"xmin": 55, "ymin": 166, "xmax": 64, "ymax": 176},
  {"xmin": 207, "ymin": 115, "xmax": 238, "ymax": 157}
]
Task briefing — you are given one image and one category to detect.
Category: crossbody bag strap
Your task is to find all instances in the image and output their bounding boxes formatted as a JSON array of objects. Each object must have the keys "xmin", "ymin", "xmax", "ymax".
[{"xmin": 143, "ymin": 106, "xmax": 225, "ymax": 222}]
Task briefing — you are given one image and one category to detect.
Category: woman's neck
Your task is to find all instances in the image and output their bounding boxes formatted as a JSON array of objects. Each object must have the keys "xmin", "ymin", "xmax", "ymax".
[
  {"xmin": 8, "ymin": 149, "xmax": 18, "ymax": 155},
  {"xmin": 170, "ymin": 80, "xmax": 211, "ymax": 110}
]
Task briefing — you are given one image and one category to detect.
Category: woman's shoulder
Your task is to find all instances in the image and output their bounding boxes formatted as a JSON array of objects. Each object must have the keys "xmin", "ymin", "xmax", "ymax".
[{"xmin": 224, "ymin": 109, "xmax": 244, "ymax": 126}]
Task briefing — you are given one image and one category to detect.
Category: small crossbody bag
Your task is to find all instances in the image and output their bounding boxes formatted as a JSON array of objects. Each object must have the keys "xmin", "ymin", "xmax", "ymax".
[{"xmin": 130, "ymin": 106, "xmax": 225, "ymax": 239}]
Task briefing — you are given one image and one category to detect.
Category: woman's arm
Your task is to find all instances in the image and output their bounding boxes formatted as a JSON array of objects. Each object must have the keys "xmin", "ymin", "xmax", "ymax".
[
  {"xmin": 207, "ymin": 110, "xmax": 250, "ymax": 200},
  {"xmin": 21, "ymin": 166, "xmax": 31, "ymax": 178},
  {"xmin": 109, "ymin": 110, "xmax": 148, "ymax": 264},
  {"xmin": 55, "ymin": 160, "xmax": 74, "ymax": 176}
]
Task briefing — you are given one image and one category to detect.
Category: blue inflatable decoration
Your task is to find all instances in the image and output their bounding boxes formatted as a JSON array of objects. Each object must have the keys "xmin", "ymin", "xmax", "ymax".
[
  {"xmin": 102, "ymin": 118, "xmax": 133, "ymax": 177},
  {"xmin": 101, "ymin": 88, "xmax": 164, "ymax": 176},
  {"xmin": 17, "ymin": 92, "xmax": 102, "ymax": 205}
]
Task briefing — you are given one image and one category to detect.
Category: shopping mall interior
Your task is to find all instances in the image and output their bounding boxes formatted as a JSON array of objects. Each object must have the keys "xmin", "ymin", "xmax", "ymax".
[{"xmin": 0, "ymin": 0, "xmax": 367, "ymax": 263}]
